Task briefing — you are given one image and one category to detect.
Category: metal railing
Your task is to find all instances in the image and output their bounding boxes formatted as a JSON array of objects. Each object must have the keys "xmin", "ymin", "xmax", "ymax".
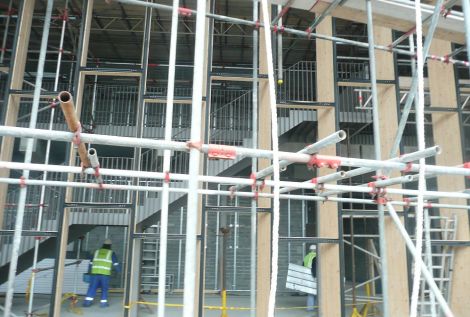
[
  {"xmin": 337, "ymin": 61, "xmax": 369, "ymax": 81},
  {"xmin": 278, "ymin": 61, "xmax": 316, "ymax": 103},
  {"xmin": 210, "ymin": 89, "xmax": 253, "ymax": 146}
]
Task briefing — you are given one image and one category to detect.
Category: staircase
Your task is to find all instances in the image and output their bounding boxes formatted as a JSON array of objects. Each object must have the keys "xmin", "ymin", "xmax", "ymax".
[{"xmin": 418, "ymin": 214, "xmax": 457, "ymax": 317}]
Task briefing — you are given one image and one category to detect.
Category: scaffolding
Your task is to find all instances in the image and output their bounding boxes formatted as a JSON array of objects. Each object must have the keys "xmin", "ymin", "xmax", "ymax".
[{"xmin": 0, "ymin": 1, "xmax": 470, "ymax": 317}]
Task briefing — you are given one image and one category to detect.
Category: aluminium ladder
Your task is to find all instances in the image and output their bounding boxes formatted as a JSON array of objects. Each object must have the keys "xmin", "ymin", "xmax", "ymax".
[
  {"xmin": 140, "ymin": 224, "xmax": 174, "ymax": 294},
  {"xmin": 418, "ymin": 214, "xmax": 457, "ymax": 317}
]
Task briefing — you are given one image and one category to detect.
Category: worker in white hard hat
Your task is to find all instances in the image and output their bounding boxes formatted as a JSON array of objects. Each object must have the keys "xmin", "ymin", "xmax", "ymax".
[
  {"xmin": 303, "ymin": 244, "xmax": 317, "ymax": 312},
  {"xmin": 83, "ymin": 239, "xmax": 121, "ymax": 308}
]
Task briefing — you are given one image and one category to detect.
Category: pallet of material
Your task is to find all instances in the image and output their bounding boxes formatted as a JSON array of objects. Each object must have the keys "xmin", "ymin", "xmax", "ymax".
[{"xmin": 285, "ymin": 263, "xmax": 317, "ymax": 295}]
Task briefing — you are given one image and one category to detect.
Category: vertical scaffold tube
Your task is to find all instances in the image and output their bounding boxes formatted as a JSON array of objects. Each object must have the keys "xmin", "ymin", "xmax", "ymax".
[
  {"xmin": 158, "ymin": 0, "xmax": 179, "ymax": 316},
  {"xmin": 250, "ymin": 1, "xmax": 259, "ymax": 316},
  {"xmin": 276, "ymin": 4, "xmax": 283, "ymax": 85},
  {"xmin": 3, "ymin": 1, "xmax": 54, "ymax": 316},
  {"xmin": 183, "ymin": 0, "xmax": 207, "ymax": 315},
  {"xmin": 365, "ymin": 1, "xmax": 389, "ymax": 316},
  {"xmin": 462, "ymin": 0, "xmax": 470, "ymax": 70},
  {"xmin": 259, "ymin": 0, "xmax": 281, "ymax": 316},
  {"xmin": 27, "ymin": 1, "xmax": 69, "ymax": 315},
  {"xmin": 410, "ymin": 1, "xmax": 428, "ymax": 316}
]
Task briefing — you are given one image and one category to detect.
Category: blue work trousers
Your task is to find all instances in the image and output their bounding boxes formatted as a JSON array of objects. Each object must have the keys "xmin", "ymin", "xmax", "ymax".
[
  {"xmin": 85, "ymin": 274, "xmax": 110, "ymax": 302},
  {"xmin": 306, "ymin": 294, "xmax": 315, "ymax": 312}
]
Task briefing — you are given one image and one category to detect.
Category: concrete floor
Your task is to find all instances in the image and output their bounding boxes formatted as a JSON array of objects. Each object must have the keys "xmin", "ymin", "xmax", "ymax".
[
  {"xmin": 7, "ymin": 292, "xmax": 378, "ymax": 316},
  {"xmin": 8, "ymin": 293, "xmax": 324, "ymax": 317}
]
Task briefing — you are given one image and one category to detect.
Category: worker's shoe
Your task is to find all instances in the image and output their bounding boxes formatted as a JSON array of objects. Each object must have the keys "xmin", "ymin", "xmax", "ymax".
[
  {"xmin": 100, "ymin": 301, "xmax": 110, "ymax": 308},
  {"xmin": 82, "ymin": 300, "xmax": 93, "ymax": 307}
]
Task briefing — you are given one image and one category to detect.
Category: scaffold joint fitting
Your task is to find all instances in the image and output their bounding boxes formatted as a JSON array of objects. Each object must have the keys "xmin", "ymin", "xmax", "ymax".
[
  {"xmin": 178, "ymin": 7, "xmax": 192, "ymax": 16},
  {"xmin": 208, "ymin": 145, "xmax": 237, "ymax": 160},
  {"xmin": 307, "ymin": 155, "xmax": 340, "ymax": 169}
]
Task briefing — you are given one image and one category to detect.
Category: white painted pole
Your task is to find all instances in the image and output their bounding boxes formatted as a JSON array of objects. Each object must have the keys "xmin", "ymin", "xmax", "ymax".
[
  {"xmin": 259, "ymin": 0, "xmax": 281, "ymax": 315},
  {"xmin": 157, "ymin": 0, "xmax": 179, "ymax": 316},
  {"xmin": 411, "ymin": 0, "xmax": 428, "ymax": 315},
  {"xmin": 27, "ymin": 1, "xmax": 68, "ymax": 314},
  {"xmin": 1, "ymin": 176, "xmax": 470, "ymax": 212},
  {"xmin": 250, "ymin": 1, "xmax": 259, "ymax": 315},
  {"xmin": 3, "ymin": 160, "xmax": 470, "ymax": 200},
  {"xmin": 3, "ymin": 1, "xmax": 54, "ymax": 316},
  {"xmin": 182, "ymin": 0, "xmax": 207, "ymax": 314},
  {"xmin": 6, "ymin": 127, "xmax": 470, "ymax": 178}
]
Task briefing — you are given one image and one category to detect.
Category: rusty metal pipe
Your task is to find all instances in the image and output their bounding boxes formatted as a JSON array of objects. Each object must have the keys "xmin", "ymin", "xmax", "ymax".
[{"xmin": 58, "ymin": 91, "xmax": 91, "ymax": 168}]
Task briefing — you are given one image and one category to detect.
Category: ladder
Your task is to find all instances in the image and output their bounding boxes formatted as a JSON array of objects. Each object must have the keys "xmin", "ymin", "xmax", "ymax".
[
  {"xmin": 418, "ymin": 214, "xmax": 457, "ymax": 317},
  {"xmin": 141, "ymin": 225, "xmax": 159, "ymax": 293},
  {"xmin": 140, "ymin": 224, "xmax": 174, "ymax": 293}
]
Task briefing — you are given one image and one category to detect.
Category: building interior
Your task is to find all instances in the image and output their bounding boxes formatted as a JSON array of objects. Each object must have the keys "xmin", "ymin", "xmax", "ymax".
[{"xmin": 0, "ymin": 0, "xmax": 469, "ymax": 316}]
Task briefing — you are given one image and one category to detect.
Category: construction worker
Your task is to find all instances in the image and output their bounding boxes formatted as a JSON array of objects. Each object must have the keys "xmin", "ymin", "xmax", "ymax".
[
  {"xmin": 83, "ymin": 239, "xmax": 121, "ymax": 308},
  {"xmin": 303, "ymin": 244, "xmax": 317, "ymax": 312}
]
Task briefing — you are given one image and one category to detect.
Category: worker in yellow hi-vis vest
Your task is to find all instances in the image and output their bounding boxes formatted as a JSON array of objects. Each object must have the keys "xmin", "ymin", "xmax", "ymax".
[
  {"xmin": 303, "ymin": 244, "xmax": 317, "ymax": 312},
  {"xmin": 83, "ymin": 239, "xmax": 121, "ymax": 308}
]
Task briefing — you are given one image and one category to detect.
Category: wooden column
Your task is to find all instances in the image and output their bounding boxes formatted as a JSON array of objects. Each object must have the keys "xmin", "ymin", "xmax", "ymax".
[
  {"xmin": 428, "ymin": 39, "xmax": 470, "ymax": 317},
  {"xmin": 0, "ymin": 0, "xmax": 35, "ymax": 229},
  {"xmin": 256, "ymin": 5, "xmax": 272, "ymax": 317},
  {"xmin": 375, "ymin": 26, "xmax": 410, "ymax": 315},
  {"xmin": 51, "ymin": 0, "xmax": 94, "ymax": 315},
  {"xmin": 315, "ymin": 17, "xmax": 341, "ymax": 317}
]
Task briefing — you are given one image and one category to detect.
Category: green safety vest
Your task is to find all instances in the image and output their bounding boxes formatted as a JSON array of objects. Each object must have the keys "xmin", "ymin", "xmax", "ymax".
[
  {"xmin": 91, "ymin": 249, "xmax": 113, "ymax": 275},
  {"xmin": 303, "ymin": 251, "xmax": 317, "ymax": 269}
]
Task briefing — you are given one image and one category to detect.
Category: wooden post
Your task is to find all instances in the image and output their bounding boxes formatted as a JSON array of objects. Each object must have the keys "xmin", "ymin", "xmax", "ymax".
[
  {"xmin": 256, "ymin": 5, "xmax": 272, "ymax": 317},
  {"xmin": 428, "ymin": 39, "xmax": 470, "ymax": 317},
  {"xmin": 374, "ymin": 26, "xmax": 410, "ymax": 315},
  {"xmin": 51, "ymin": 1, "xmax": 94, "ymax": 315},
  {"xmin": 315, "ymin": 17, "xmax": 341, "ymax": 317},
  {"xmin": 0, "ymin": 0, "xmax": 35, "ymax": 229}
]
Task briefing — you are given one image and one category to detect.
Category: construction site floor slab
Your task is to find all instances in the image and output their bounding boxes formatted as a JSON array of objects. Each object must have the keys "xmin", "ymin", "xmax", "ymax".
[{"xmin": 8, "ymin": 292, "xmax": 375, "ymax": 316}]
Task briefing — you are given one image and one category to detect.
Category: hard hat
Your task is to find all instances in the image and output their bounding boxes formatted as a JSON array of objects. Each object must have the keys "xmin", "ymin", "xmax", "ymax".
[
  {"xmin": 104, "ymin": 239, "xmax": 112, "ymax": 245},
  {"xmin": 309, "ymin": 244, "xmax": 316, "ymax": 251}
]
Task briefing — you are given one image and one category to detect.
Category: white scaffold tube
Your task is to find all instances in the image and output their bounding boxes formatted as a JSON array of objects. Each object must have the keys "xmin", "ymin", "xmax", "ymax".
[
  {"xmin": 231, "ymin": 130, "xmax": 346, "ymax": 192},
  {"xmin": 259, "ymin": 0, "xmax": 282, "ymax": 315},
  {"xmin": 2, "ymin": 160, "xmax": 470, "ymax": 201},
  {"xmin": 4, "ymin": 127, "xmax": 470, "ymax": 178},
  {"xmin": 3, "ymin": 1, "xmax": 54, "ymax": 316},
  {"xmin": 0, "ymin": 176, "xmax": 470, "ymax": 212},
  {"xmin": 158, "ymin": 0, "xmax": 179, "ymax": 316},
  {"xmin": 386, "ymin": 203, "xmax": 454, "ymax": 317},
  {"xmin": 411, "ymin": 0, "xmax": 428, "ymax": 315},
  {"xmin": 182, "ymin": 0, "xmax": 206, "ymax": 314},
  {"xmin": 289, "ymin": 146, "xmax": 441, "ymax": 197},
  {"xmin": 250, "ymin": 0, "xmax": 259, "ymax": 315},
  {"xmin": 27, "ymin": 0, "xmax": 69, "ymax": 315}
]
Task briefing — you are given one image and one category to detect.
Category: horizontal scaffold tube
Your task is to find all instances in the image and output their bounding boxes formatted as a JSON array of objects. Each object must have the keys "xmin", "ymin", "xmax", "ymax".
[
  {"xmin": 1, "ymin": 127, "xmax": 467, "ymax": 178},
  {"xmin": 110, "ymin": 0, "xmax": 469, "ymax": 66},
  {"xmin": 230, "ymin": 130, "xmax": 346, "ymax": 192},
  {"xmin": 317, "ymin": 146, "xmax": 442, "ymax": 197},
  {"xmin": 1, "ymin": 160, "xmax": 470, "ymax": 202},
  {"xmin": 282, "ymin": 146, "xmax": 441, "ymax": 196},
  {"xmin": 0, "ymin": 175, "xmax": 469, "ymax": 211}
]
